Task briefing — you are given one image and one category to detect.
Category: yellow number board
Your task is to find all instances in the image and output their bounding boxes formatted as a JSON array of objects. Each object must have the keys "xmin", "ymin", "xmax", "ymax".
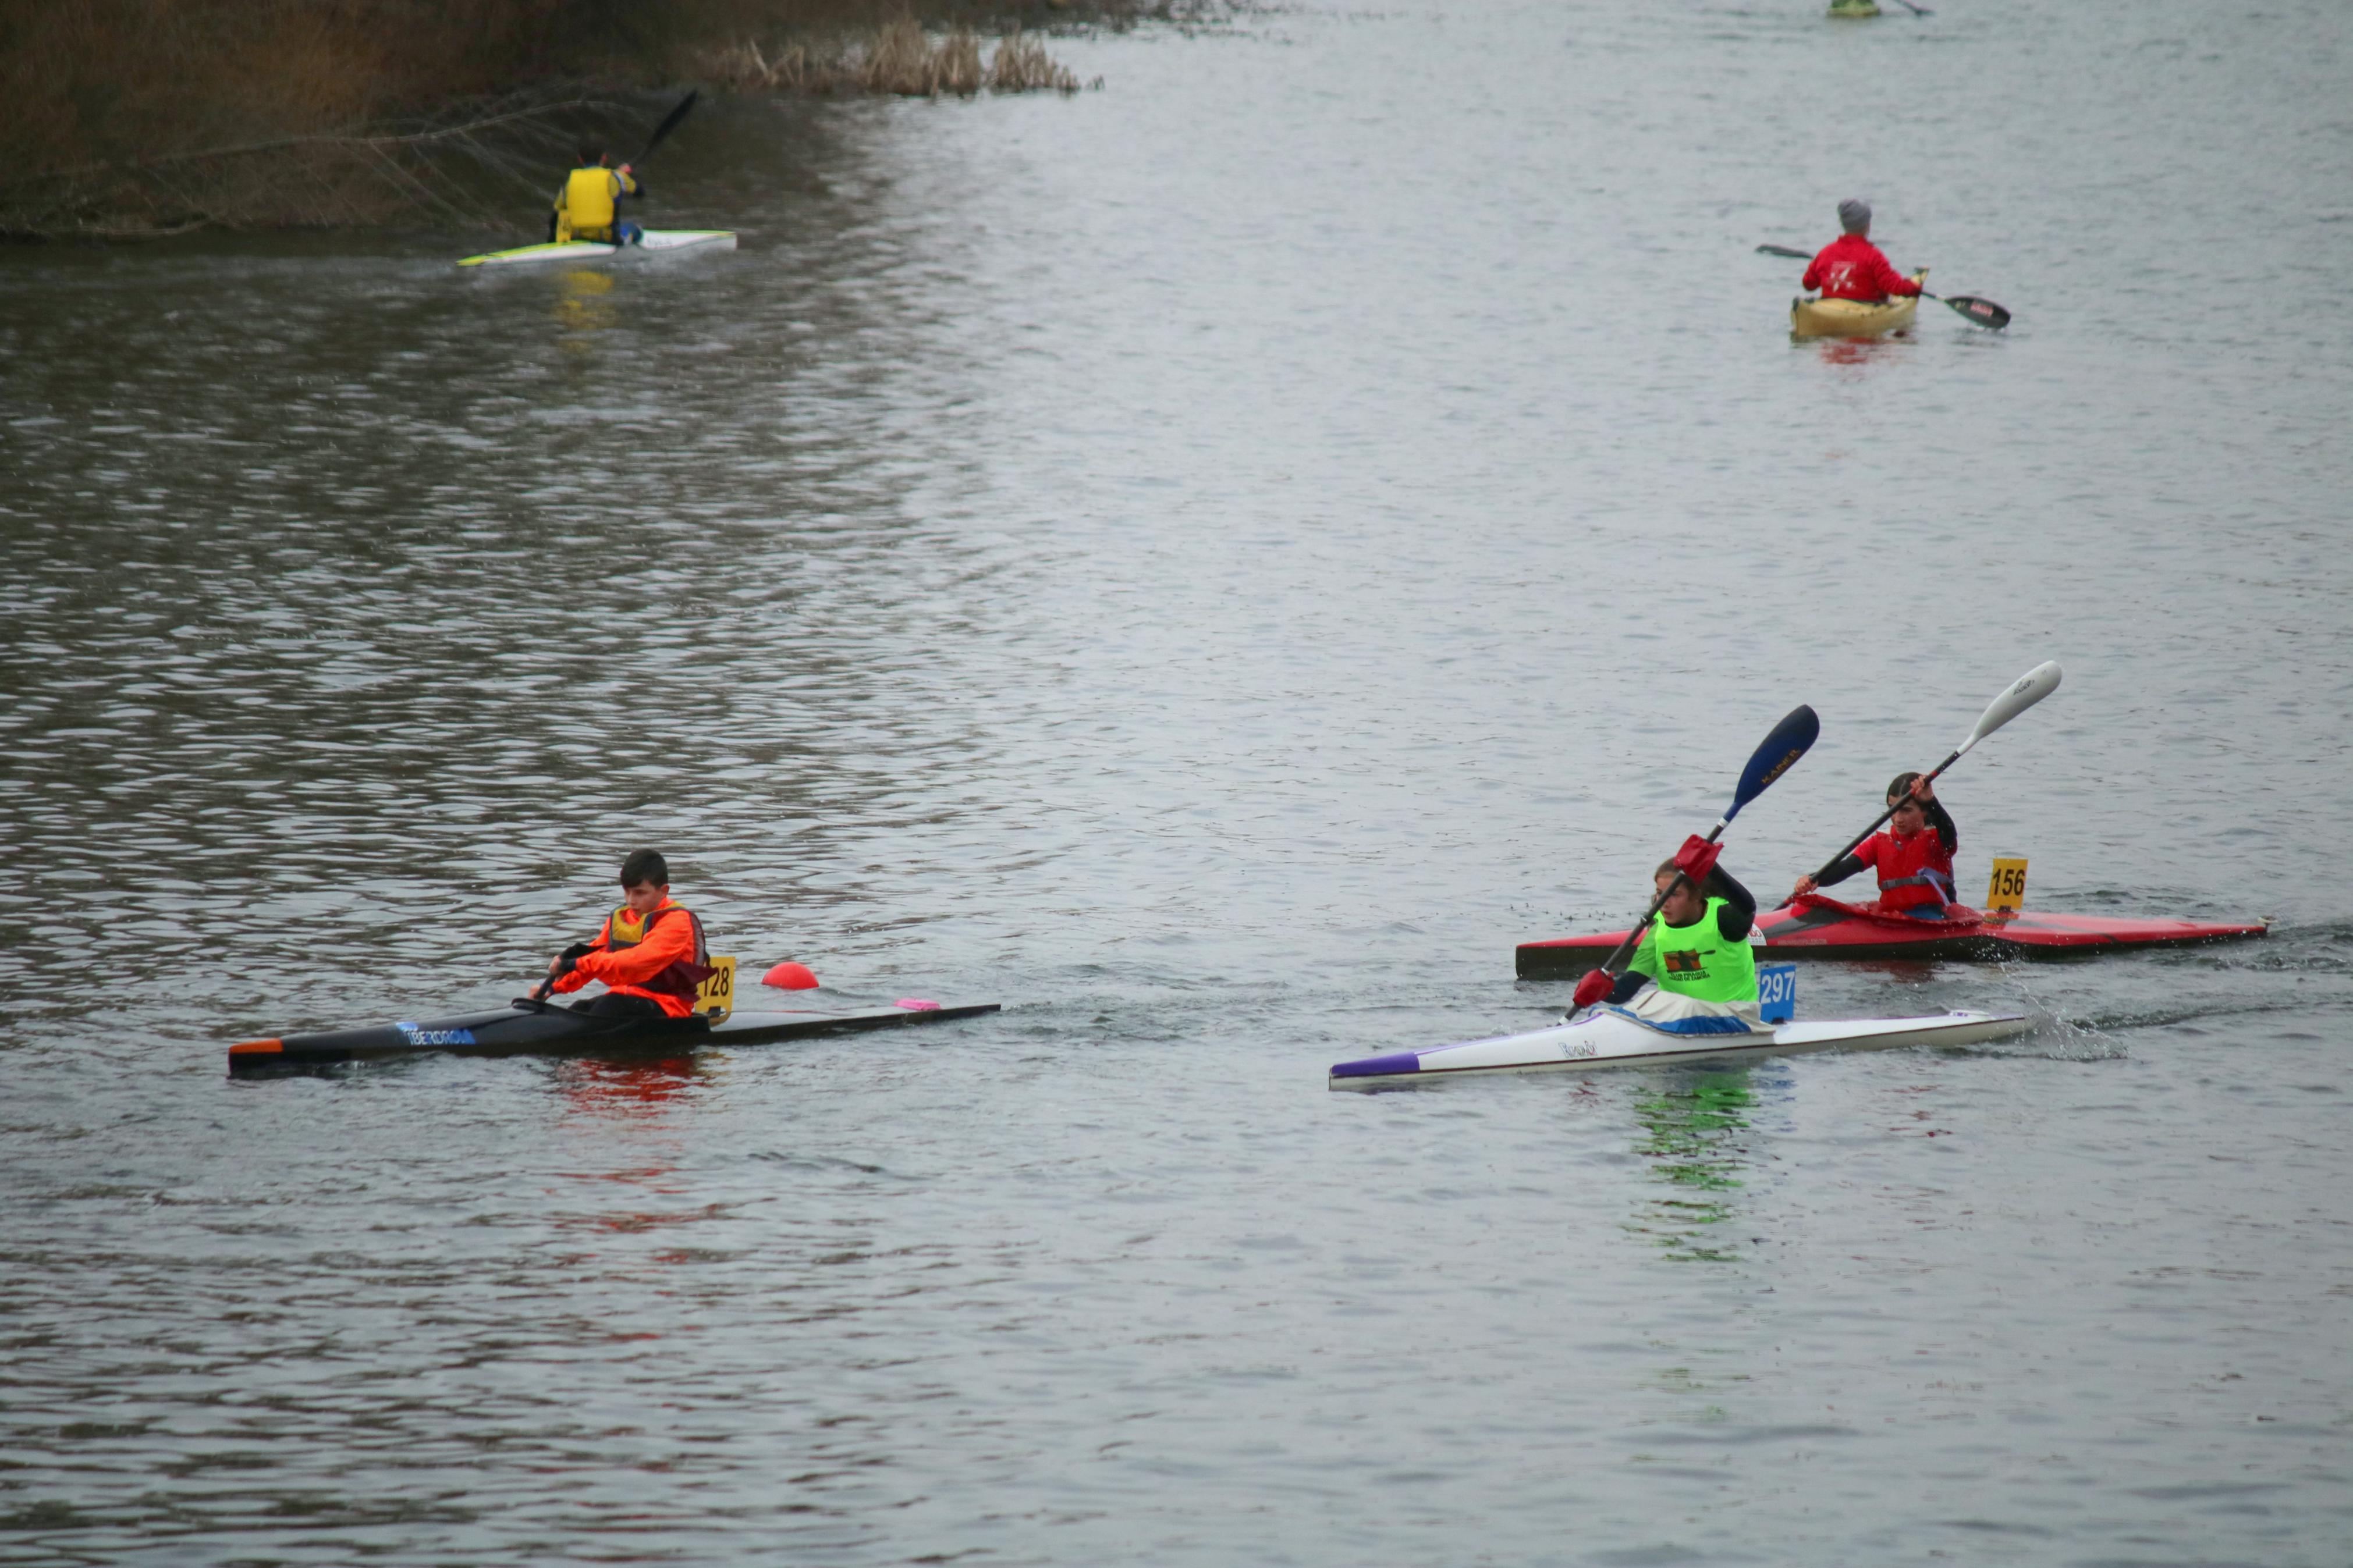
[
  {"xmin": 697, "ymin": 955, "xmax": 738, "ymax": 1019},
  {"xmin": 1984, "ymin": 858, "xmax": 2028, "ymax": 916}
]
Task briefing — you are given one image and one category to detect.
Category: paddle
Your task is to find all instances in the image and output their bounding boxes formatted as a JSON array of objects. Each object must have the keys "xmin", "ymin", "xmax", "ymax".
[
  {"xmin": 1793, "ymin": 661, "xmax": 2062, "ymax": 893},
  {"xmin": 1587, "ymin": 705, "xmax": 1822, "ymax": 985},
  {"xmin": 530, "ymin": 941, "xmax": 597, "ymax": 1004},
  {"xmin": 1756, "ymin": 244, "xmax": 2010, "ymax": 328},
  {"xmin": 634, "ymin": 90, "xmax": 698, "ymax": 166}
]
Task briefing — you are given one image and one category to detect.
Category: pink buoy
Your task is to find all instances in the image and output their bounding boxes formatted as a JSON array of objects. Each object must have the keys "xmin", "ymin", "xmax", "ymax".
[
  {"xmin": 761, "ymin": 962, "xmax": 819, "ymax": 991},
  {"xmin": 894, "ymin": 998, "xmax": 940, "ymax": 1012}
]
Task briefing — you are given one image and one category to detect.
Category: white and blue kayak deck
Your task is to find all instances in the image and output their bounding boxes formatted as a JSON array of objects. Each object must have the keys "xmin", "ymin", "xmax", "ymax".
[
  {"xmin": 1330, "ymin": 963, "xmax": 2027, "ymax": 1086},
  {"xmin": 457, "ymin": 230, "xmax": 737, "ymax": 268}
]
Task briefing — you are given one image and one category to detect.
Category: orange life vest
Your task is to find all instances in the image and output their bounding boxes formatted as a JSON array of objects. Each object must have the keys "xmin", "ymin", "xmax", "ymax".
[{"xmin": 596, "ymin": 902, "xmax": 713, "ymax": 1014}]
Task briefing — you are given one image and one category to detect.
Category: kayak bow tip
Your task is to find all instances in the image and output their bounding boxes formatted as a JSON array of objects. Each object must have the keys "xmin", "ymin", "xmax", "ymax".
[
  {"xmin": 229, "ymin": 1038, "xmax": 285, "ymax": 1057},
  {"xmin": 1329, "ymin": 1050, "xmax": 1422, "ymax": 1081}
]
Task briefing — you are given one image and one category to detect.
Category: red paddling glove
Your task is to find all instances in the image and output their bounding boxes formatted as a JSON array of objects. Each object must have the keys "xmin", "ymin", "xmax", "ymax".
[
  {"xmin": 1672, "ymin": 835, "xmax": 1722, "ymax": 884},
  {"xmin": 1572, "ymin": 969, "xmax": 1613, "ymax": 1009}
]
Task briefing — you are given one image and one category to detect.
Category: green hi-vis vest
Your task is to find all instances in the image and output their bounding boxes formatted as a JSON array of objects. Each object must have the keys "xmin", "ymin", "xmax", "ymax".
[{"xmin": 1631, "ymin": 897, "xmax": 1758, "ymax": 1004}]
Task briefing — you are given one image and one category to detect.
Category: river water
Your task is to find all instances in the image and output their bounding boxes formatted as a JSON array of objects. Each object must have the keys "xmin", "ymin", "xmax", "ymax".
[{"xmin": 4, "ymin": 0, "xmax": 2351, "ymax": 1561}]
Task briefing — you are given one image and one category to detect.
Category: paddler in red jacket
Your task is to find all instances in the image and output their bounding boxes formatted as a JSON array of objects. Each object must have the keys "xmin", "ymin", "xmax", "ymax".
[
  {"xmin": 1802, "ymin": 200, "xmax": 1923, "ymax": 303},
  {"xmin": 1791, "ymin": 773, "xmax": 1958, "ymax": 918},
  {"xmin": 545, "ymin": 849, "xmax": 713, "ymax": 1019}
]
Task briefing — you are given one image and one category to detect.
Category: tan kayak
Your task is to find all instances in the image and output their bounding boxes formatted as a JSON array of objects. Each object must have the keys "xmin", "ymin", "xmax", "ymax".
[
  {"xmin": 1790, "ymin": 272, "xmax": 1926, "ymax": 339},
  {"xmin": 1827, "ymin": 0, "xmax": 1881, "ymax": 15}
]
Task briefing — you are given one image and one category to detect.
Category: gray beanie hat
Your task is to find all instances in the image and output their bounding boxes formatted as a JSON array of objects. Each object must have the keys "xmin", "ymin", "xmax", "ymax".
[{"xmin": 1838, "ymin": 198, "xmax": 1872, "ymax": 234}]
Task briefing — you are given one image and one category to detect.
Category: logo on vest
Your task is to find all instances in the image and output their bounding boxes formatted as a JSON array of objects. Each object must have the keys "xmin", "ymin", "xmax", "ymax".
[{"xmin": 1663, "ymin": 950, "xmax": 1706, "ymax": 975}]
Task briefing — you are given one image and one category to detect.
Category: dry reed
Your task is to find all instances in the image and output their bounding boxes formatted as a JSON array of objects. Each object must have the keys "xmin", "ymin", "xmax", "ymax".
[
  {"xmin": 989, "ymin": 30, "xmax": 1083, "ymax": 94},
  {"xmin": 699, "ymin": 20, "xmax": 1085, "ymax": 97}
]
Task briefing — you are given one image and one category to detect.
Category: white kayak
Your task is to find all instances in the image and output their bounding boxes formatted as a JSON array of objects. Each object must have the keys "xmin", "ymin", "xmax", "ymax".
[
  {"xmin": 1328, "ymin": 1004, "xmax": 2029, "ymax": 1087},
  {"xmin": 457, "ymin": 230, "xmax": 737, "ymax": 269}
]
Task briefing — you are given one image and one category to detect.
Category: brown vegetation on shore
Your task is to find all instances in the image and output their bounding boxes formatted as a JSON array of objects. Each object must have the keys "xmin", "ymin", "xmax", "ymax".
[
  {"xmin": 700, "ymin": 22, "xmax": 1083, "ymax": 95},
  {"xmin": 0, "ymin": 0, "xmax": 1108, "ymax": 239}
]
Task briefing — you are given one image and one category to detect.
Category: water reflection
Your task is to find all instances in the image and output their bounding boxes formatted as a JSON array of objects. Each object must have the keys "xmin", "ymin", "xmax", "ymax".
[
  {"xmin": 554, "ymin": 1054, "xmax": 703, "ymax": 1117},
  {"xmin": 556, "ymin": 268, "xmax": 618, "ymax": 349},
  {"xmin": 1808, "ymin": 335, "xmax": 1914, "ymax": 368},
  {"xmin": 1625, "ymin": 1071, "xmax": 1755, "ymax": 1263}
]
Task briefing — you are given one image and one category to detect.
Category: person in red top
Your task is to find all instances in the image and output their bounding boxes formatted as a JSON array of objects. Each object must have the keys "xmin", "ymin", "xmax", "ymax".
[
  {"xmin": 1802, "ymin": 200, "xmax": 1923, "ymax": 304},
  {"xmin": 1790, "ymin": 773, "xmax": 1959, "ymax": 919},
  {"xmin": 545, "ymin": 849, "xmax": 713, "ymax": 1019}
]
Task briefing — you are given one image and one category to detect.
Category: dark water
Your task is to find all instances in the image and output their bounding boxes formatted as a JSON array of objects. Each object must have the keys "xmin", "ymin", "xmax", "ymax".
[{"xmin": 5, "ymin": 0, "xmax": 2351, "ymax": 1560}]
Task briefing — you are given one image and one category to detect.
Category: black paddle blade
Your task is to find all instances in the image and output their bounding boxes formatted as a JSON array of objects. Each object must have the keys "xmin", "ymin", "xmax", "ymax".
[
  {"xmin": 638, "ymin": 90, "xmax": 699, "ymax": 163},
  {"xmin": 1942, "ymin": 293, "xmax": 2010, "ymax": 330},
  {"xmin": 1730, "ymin": 705, "xmax": 1820, "ymax": 818},
  {"xmin": 1756, "ymin": 243, "xmax": 1812, "ymax": 259}
]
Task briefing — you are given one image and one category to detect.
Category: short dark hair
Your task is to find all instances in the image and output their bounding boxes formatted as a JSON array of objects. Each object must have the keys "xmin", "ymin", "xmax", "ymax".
[
  {"xmin": 620, "ymin": 849, "xmax": 669, "ymax": 888},
  {"xmin": 1887, "ymin": 771, "xmax": 1925, "ymax": 803},
  {"xmin": 578, "ymin": 144, "xmax": 604, "ymax": 165},
  {"xmin": 1655, "ymin": 861, "xmax": 1721, "ymax": 898}
]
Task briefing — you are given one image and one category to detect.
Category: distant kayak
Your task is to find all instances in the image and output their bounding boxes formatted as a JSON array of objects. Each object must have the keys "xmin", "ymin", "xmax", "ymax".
[
  {"xmin": 1517, "ymin": 893, "xmax": 2267, "ymax": 977},
  {"xmin": 1791, "ymin": 289, "xmax": 1918, "ymax": 339},
  {"xmin": 1331, "ymin": 1004, "xmax": 2027, "ymax": 1086},
  {"xmin": 229, "ymin": 997, "xmax": 996, "ymax": 1073},
  {"xmin": 1827, "ymin": 0, "xmax": 1881, "ymax": 16},
  {"xmin": 456, "ymin": 230, "xmax": 737, "ymax": 269}
]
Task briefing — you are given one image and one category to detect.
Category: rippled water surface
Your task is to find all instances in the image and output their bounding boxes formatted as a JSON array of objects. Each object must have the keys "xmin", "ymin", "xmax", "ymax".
[{"xmin": 5, "ymin": 0, "xmax": 2352, "ymax": 1561}]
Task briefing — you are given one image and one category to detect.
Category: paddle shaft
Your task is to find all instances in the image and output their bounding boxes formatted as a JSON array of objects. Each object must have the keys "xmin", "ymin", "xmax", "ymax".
[{"xmin": 634, "ymin": 90, "xmax": 697, "ymax": 166}]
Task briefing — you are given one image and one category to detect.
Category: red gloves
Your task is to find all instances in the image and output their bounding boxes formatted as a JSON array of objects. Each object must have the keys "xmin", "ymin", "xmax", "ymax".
[
  {"xmin": 1673, "ymin": 834, "xmax": 1722, "ymax": 883},
  {"xmin": 1572, "ymin": 969, "xmax": 1613, "ymax": 1009}
]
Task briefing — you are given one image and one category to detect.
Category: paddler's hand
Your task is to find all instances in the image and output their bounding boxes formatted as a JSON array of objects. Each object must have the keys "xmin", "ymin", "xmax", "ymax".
[
  {"xmin": 1910, "ymin": 776, "xmax": 1936, "ymax": 803},
  {"xmin": 1672, "ymin": 834, "xmax": 1722, "ymax": 883},
  {"xmin": 1572, "ymin": 970, "xmax": 1613, "ymax": 1010},
  {"xmin": 1791, "ymin": 874, "xmax": 1820, "ymax": 899},
  {"xmin": 547, "ymin": 941, "xmax": 592, "ymax": 978}
]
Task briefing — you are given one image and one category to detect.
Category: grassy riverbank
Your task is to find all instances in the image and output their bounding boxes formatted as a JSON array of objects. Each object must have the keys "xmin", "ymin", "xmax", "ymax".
[{"xmin": 0, "ymin": 0, "xmax": 1131, "ymax": 239}]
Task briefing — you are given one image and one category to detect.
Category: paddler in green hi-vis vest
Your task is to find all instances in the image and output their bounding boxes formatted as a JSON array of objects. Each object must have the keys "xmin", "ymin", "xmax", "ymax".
[
  {"xmin": 549, "ymin": 145, "xmax": 641, "ymax": 246},
  {"xmin": 544, "ymin": 849, "xmax": 712, "ymax": 1021},
  {"xmin": 1571, "ymin": 846, "xmax": 1764, "ymax": 1033}
]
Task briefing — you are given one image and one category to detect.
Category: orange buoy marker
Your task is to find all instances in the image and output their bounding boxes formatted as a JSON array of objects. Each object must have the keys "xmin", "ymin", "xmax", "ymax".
[{"xmin": 761, "ymin": 962, "xmax": 820, "ymax": 990}]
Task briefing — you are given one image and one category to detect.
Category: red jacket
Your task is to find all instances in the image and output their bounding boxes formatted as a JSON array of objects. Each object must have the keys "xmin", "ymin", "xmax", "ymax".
[
  {"xmin": 1854, "ymin": 827, "xmax": 1955, "ymax": 913},
  {"xmin": 1802, "ymin": 234, "xmax": 1921, "ymax": 303},
  {"xmin": 552, "ymin": 900, "xmax": 710, "ymax": 1018}
]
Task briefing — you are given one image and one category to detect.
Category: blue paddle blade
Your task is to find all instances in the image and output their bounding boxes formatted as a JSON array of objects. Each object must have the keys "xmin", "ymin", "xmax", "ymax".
[{"xmin": 1729, "ymin": 705, "xmax": 1819, "ymax": 819}]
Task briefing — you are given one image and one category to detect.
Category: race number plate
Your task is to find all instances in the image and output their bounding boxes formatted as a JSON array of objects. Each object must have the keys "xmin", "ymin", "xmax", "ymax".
[
  {"xmin": 1985, "ymin": 857, "xmax": 2028, "ymax": 916},
  {"xmin": 697, "ymin": 956, "xmax": 737, "ymax": 1019},
  {"xmin": 1758, "ymin": 963, "xmax": 1798, "ymax": 1025}
]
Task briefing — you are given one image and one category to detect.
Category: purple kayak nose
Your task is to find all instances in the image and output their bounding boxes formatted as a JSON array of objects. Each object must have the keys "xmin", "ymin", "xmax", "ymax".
[{"xmin": 1329, "ymin": 1051, "xmax": 1422, "ymax": 1079}]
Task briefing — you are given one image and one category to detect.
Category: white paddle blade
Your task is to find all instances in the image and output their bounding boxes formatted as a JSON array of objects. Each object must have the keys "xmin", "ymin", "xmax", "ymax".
[{"xmin": 1958, "ymin": 660, "xmax": 2062, "ymax": 753}]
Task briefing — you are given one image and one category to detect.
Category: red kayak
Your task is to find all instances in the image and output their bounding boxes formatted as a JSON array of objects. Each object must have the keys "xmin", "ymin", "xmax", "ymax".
[{"xmin": 1516, "ymin": 893, "xmax": 2268, "ymax": 977}]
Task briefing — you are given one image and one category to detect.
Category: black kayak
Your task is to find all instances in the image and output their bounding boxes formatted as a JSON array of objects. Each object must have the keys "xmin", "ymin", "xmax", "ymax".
[{"xmin": 228, "ymin": 998, "xmax": 1000, "ymax": 1075}]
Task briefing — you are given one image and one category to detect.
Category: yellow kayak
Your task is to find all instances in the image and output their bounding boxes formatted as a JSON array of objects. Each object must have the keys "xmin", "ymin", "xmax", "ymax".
[
  {"xmin": 1828, "ymin": 0, "xmax": 1881, "ymax": 14},
  {"xmin": 1790, "ymin": 272, "xmax": 1925, "ymax": 339}
]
